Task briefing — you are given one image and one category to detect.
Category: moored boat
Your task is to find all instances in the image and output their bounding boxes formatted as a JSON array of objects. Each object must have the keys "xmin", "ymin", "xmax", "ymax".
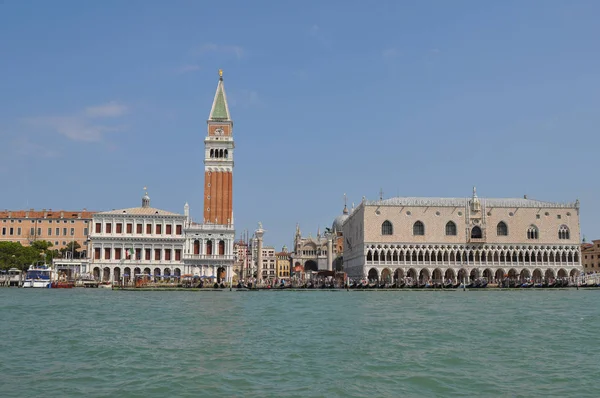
[{"xmin": 22, "ymin": 264, "xmax": 53, "ymax": 288}]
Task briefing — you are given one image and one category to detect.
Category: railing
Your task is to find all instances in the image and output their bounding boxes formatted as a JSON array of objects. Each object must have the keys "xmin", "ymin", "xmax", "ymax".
[
  {"xmin": 184, "ymin": 254, "xmax": 235, "ymax": 261},
  {"xmin": 185, "ymin": 222, "xmax": 235, "ymax": 231}
]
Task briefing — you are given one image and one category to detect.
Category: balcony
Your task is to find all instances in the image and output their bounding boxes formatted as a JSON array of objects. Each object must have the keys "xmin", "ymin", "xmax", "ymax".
[
  {"xmin": 184, "ymin": 222, "xmax": 235, "ymax": 232},
  {"xmin": 183, "ymin": 254, "xmax": 235, "ymax": 261}
]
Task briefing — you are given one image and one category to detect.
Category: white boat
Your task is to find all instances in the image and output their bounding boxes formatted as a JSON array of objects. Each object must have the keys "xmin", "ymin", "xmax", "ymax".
[
  {"xmin": 22, "ymin": 264, "xmax": 53, "ymax": 288},
  {"xmin": 98, "ymin": 282, "xmax": 112, "ymax": 289}
]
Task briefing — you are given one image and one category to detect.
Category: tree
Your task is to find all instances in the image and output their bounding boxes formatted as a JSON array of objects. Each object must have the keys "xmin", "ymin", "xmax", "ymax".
[{"xmin": 60, "ymin": 241, "xmax": 81, "ymax": 258}]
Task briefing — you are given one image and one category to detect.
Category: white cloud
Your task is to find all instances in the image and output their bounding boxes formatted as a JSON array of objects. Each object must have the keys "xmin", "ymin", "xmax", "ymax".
[
  {"xmin": 25, "ymin": 116, "xmax": 125, "ymax": 142},
  {"xmin": 12, "ymin": 137, "xmax": 59, "ymax": 158},
  {"xmin": 192, "ymin": 43, "xmax": 244, "ymax": 59},
  {"xmin": 176, "ymin": 64, "xmax": 201, "ymax": 74},
  {"xmin": 24, "ymin": 100, "xmax": 129, "ymax": 142},
  {"xmin": 85, "ymin": 101, "xmax": 128, "ymax": 118}
]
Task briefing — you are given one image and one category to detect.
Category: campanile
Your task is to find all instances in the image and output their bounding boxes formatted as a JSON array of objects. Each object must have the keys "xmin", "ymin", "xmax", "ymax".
[{"xmin": 204, "ymin": 70, "xmax": 234, "ymax": 225}]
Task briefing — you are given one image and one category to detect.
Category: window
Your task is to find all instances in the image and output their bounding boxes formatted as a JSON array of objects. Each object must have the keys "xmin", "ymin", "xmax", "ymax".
[
  {"xmin": 175, "ymin": 249, "xmax": 181, "ymax": 261},
  {"xmin": 63, "ymin": 228, "xmax": 67, "ymax": 236},
  {"xmin": 381, "ymin": 220, "xmax": 393, "ymax": 235},
  {"xmin": 413, "ymin": 221, "xmax": 424, "ymax": 236},
  {"xmin": 154, "ymin": 249, "xmax": 161, "ymax": 260},
  {"xmin": 146, "ymin": 224, "xmax": 151, "ymax": 234},
  {"xmin": 116, "ymin": 223, "xmax": 122, "ymax": 233},
  {"xmin": 83, "ymin": 228, "xmax": 88, "ymax": 236},
  {"xmin": 9, "ymin": 227, "xmax": 14, "ymax": 235},
  {"xmin": 105, "ymin": 223, "xmax": 112, "ymax": 233},
  {"xmin": 497, "ymin": 222, "xmax": 508, "ymax": 236},
  {"xmin": 17, "ymin": 227, "xmax": 21, "ymax": 235},
  {"xmin": 557, "ymin": 215, "xmax": 562, "ymax": 219},
  {"xmin": 126, "ymin": 223, "xmax": 132, "ymax": 234},
  {"xmin": 527, "ymin": 225, "xmax": 539, "ymax": 240},
  {"xmin": 558, "ymin": 225, "xmax": 570, "ymax": 240},
  {"xmin": 471, "ymin": 226, "xmax": 482, "ymax": 239},
  {"xmin": 445, "ymin": 221, "xmax": 457, "ymax": 236},
  {"xmin": 136, "ymin": 224, "xmax": 142, "ymax": 234},
  {"xmin": 56, "ymin": 228, "xmax": 60, "ymax": 236},
  {"xmin": 166, "ymin": 224, "xmax": 172, "ymax": 235},
  {"xmin": 37, "ymin": 228, "xmax": 41, "ymax": 236},
  {"xmin": 176, "ymin": 225, "xmax": 182, "ymax": 235},
  {"xmin": 70, "ymin": 228, "xmax": 74, "ymax": 236},
  {"xmin": 165, "ymin": 249, "xmax": 171, "ymax": 261},
  {"xmin": 1, "ymin": 227, "xmax": 5, "ymax": 236},
  {"xmin": 48, "ymin": 228, "xmax": 52, "ymax": 236},
  {"xmin": 536, "ymin": 214, "xmax": 540, "ymax": 219},
  {"xmin": 135, "ymin": 248, "xmax": 141, "ymax": 260},
  {"xmin": 115, "ymin": 248, "xmax": 122, "ymax": 260},
  {"xmin": 156, "ymin": 224, "xmax": 162, "ymax": 234},
  {"xmin": 104, "ymin": 248, "xmax": 111, "ymax": 259},
  {"xmin": 95, "ymin": 223, "xmax": 101, "ymax": 233},
  {"xmin": 94, "ymin": 248, "xmax": 100, "ymax": 259},
  {"xmin": 145, "ymin": 249, "xmax": 151, "ymax": 260},
  {"xmin": 30, "ymin": 227, "xmax": 34, "ymax": 236}
]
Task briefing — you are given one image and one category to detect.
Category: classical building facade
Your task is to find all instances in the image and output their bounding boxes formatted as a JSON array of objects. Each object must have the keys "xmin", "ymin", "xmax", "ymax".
[
  {"xmin": 291, "ymin": 225, "xmax": 329, "ymax": 273},
  {"xmin": 581, "ymin": 240, "xmax": 600, "ymax": 273},
  {"xmin": 0, "ymin": 209, "xmax": 95, "ymax": 252},
  {"xmin": 88, "ymin": 71, "xmax": 236, "ymax": 283},
  {"xmin": 276, "ymin": 246, "xmax": 291, "ymax": 280},
  {"xmin": 88, "ymin": 192, "xmax": 186, "ymax": 282},
  {"xmin": 342, "ymin": 188, "xmax": 582, "ymax": 283}
]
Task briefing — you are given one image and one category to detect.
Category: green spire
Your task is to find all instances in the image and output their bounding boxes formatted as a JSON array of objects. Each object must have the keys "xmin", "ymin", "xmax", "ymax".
[{"xmin": 209, "ymin": 70, "xmax": 230, "ymax": 121}]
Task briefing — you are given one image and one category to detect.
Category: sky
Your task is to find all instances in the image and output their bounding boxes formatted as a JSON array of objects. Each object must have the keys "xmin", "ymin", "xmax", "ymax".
[{"xmin": 1, "ymin": 0, "xmax": 600, "ymax": 250}]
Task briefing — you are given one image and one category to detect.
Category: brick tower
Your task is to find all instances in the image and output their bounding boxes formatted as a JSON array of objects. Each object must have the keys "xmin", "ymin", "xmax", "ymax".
[{"xmin": 204, "ymin": 69, "xmax": 234, "ymax": 225}]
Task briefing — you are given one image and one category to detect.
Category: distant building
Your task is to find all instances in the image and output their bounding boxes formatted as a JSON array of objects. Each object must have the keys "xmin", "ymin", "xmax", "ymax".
[
  {"xmin": 581, "ymin": 240, "xmax": 600, "ymax": 273},
  {"xmin": 343, "ymin": 188, "xmax": 582, "ymax": 283},
  {"xmin": 233, "ymin": 238, "xmax": 251, "ymax": 282},
  {"xmin": 88, "ymin": 192, "xmax": 187, "ymax": 282},
  {"xmin": 261, "ymin": 246, "xmax": 276, "ymax": 280},
  {"xmin": 0, "ymin": 209, "xmax": 95, "ymax": 253},
  {"xmin": 276, "ymin": 246, "xmax": 291, "ymax": 280}
]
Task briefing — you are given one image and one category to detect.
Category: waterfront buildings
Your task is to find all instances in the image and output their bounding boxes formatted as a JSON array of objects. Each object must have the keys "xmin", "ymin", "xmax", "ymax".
[
  {"xmin": 342, "ymin": 188, "xmax": 582, "ymax": 283},
  {"xmin": 581, "ymin": 240, "xmax": 600, "ymax": 273},
  {"xmin": 0, "ymin": 209, "xmax": 94, "ymax": 252},
  {"xmin": 260, "ymin": 246, "xmax": 276, "ymax": 280},
  {"xmin": 88, "ymin": 71, "xmax": 236, "ymax": 283},
  {"xmin": 276, "ymin": 246, "xmax": 291, "ymax": 280}
]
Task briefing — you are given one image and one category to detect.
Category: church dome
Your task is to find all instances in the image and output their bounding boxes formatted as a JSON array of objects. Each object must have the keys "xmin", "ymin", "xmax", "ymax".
[{"xmin": 332, "ymin": 205, "xmax": 349, "ymax": 232}]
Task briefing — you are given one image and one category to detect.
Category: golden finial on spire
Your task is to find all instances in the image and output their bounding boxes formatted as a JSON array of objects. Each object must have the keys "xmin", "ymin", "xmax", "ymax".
[
  {"xmin": 144, "ymin": 186, "xmax": 148, "ymax": 195},
  {"xmin": 219, "ymin": 69, "xmax": 223, "ymax": 80}
]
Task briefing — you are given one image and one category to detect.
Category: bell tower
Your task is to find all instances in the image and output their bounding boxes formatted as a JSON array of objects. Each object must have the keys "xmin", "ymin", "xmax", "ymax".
[{"xmin": 204, "ymin": 69, "xmax": 234, "ymax": 225}]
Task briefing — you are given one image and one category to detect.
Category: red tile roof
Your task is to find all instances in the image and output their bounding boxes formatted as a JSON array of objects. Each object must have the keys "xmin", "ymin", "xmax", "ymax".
[{"xmin": 0, "ymin": 209, "xmax": 96, "ymax": 219}]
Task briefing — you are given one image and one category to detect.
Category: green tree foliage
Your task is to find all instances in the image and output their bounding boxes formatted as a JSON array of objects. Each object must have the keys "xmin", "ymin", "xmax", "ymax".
[
  {"xmin": 0, "ymin": 240, "xmax": 54, "ymax": 270},
  {"xmin": 60, "ymin": 241, "xmax": 81, "ymax": 258}
]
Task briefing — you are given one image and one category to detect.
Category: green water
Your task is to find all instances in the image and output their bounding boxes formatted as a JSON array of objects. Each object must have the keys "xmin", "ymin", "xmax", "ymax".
[{"xmin": 1, "ymin": 289, "xmax": 598, "ymax": 397}]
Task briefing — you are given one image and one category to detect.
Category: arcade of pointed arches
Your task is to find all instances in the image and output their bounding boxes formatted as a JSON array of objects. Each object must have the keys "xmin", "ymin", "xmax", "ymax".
[{"xmin": 364, "ymin": 243, "xmax": 580, "ymax": 283}]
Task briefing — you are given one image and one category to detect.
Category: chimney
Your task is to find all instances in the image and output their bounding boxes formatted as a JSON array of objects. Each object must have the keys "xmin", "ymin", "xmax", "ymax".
[{"xmin": 60, "ymin": 211, "xmax": 64, "ymax": 218}]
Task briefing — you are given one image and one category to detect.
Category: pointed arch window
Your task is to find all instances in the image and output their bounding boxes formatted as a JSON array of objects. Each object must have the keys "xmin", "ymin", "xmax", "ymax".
[
  {"xmin": 445, "ymin": 221, "xmax": 457, "ymax": 236},
  {"xmin": 497, "ymin": 221, "xmax": 508, "ymax": 236},
  {"xmin": 381, "ymin": 220, "xmax": 393, "ymax": 235},
  {"xmin": 471, "ymin": 226, "xmax": 482, "ymax": 239},
  {"xmin": 413, "ymin": 221, "xmax": 425, "ymax": 236},
  {"xmin": 527, "ymin": 225, "xmax": 539, "ymax": 240},
  {"xmin": 558, "ymin": 225, "xmax": 570, "ymax": 240}
]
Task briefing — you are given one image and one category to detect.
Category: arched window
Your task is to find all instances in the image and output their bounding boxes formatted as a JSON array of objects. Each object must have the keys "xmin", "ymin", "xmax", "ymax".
[
  {"xmin": 206, "ymin": 240, "xmax": 213, "ymax": 255},
  {"xmin": 527, "ymin": 225, "xmax": 539, "ymax": 240},
  {"xmin": 381, "ymin": 220, "xmax": 393, "ymax": 235},
  {"xmin": 471, "ymin": 226, "xmax": 482, "ymax": 239},
  {"xmin": 497, "ymin": 221, "xmax": 508, "ymax": 236},
  {"xmin": 224, "ymin": 149, "xmax": 228, "ymax": 158},
  {"xmin": 210, "ymin": 149, "xmax": 214, "ymax": 158},
  {"xmin": 445, "ymin": 221, "xmax": 457, "ymax": 236},
  {"xmin": 558, "ymin": 225, "xmax": 570, "ymax": 240},
  {"xmin": 413, "ymin": 221, "xmax": 424, "ymax": 236}
]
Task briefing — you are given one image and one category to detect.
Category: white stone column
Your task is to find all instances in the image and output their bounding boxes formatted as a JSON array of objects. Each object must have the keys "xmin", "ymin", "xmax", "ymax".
[
  {"xmin": 255, "ymin": 225, "xmax": 264, "ymax": 286},
  {"xmin": 327, "ymin": 235, "xmax": 333, "ymax": 272}
]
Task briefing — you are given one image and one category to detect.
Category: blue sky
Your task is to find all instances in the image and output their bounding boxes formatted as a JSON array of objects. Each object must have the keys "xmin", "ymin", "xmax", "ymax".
[{"xmin": 1, "ymin": 0, "xmax": 600, "ymax": 250}]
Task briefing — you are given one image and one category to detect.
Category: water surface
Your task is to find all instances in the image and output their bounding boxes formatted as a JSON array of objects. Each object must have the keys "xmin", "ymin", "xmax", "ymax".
[{"xmin": 1, "ymin": 289, "xmax": 598, "ymax": 397}]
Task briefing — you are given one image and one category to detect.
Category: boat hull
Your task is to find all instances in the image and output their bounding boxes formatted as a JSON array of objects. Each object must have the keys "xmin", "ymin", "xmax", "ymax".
[{"xmin": 22, "ymin": 280, "xmax": 51, "ymax": 288}]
